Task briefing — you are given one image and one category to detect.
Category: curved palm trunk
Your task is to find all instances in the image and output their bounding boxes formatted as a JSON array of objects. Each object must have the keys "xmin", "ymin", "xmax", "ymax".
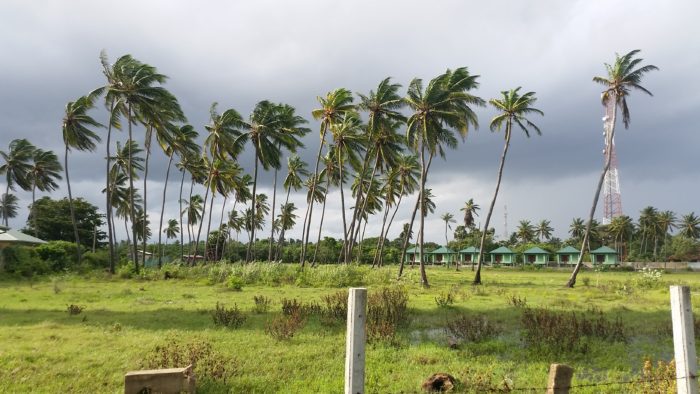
[
  {"xmin": 268, "ymin": 148, "xmax": 280, "ymax": 261},
  {"xmin": 193, "ymin": 171, "xmax": 212, "ymax": 265},
  {"xmin": 311, "ymin": 175, "xmax": 331, "ymax": 266},
  {"xmin": 349, "ymin": 156, "xmax": 380, "ymax": 262},
  {"xmin": 31, "ymin": 183, "xmax": 37, "ymax": 237},
  {"xmin": 418, "ymin": 146, "xmax": 429, "ymax": 288},
  {"xmin": 157, "ymin": 155, "xmax": 173, "ymax": 268},
  {"xmin": 338, "ymin": 155, "xmax": 349, "ymax": 263},
  {"xmin": 187, "ymin": 174, "xmax": 195, "ymax": 257},
  {"xmin": 141, "ymin": 128, "xmax": 152, "ymax": 268},
  {"xmin": 372, "ymin": 204, "xmax": 392, "ymax": 267},
  {"xmin": 275, "ymin": 187, "xmax": 293, "ymax": 260},
  {"xmin": 566, "ymin": 100, "xmax": 618, "ymax": 287},
  {"xmin": 247, "ymin": 152, "xmax": 260, "ymax": 262},
  {"xmin": 300, "ymin": 126, "xmax": 328, "ymax": 266},
  {"xmin": 204, "ymin": 192, "xmax": 216, "ymax": 262},
  {"xmin": 178, "ymin": 168, "xmax": 186, "ymax": 260},
  {"xmin": 344, "ymin": 152, "xmax": 373, "ymax": 263},
  {"xmin": 105, "ymin": 104, "xmax": 116, "ymax": 273},
  {"xmin": 378, "ymin": 192, "xmax": 404, "ymax": 267},
  {"xmin": 215, "ymin": 196, "xmax": 227, "ymax": 261},
  {"xmin": 126, "ymin": 104, "xmax": 138, "ymax": 271},
  {"xmin": 64, "ymin": 145, "xmax": 82, "ymax": 264},
  {"xmin": 474, "ymin": 122, "xmax": 512, "ymax": 285},
  {"xmin": 398, "ymin": 153, "xmax": 433, "ymax": 278}
]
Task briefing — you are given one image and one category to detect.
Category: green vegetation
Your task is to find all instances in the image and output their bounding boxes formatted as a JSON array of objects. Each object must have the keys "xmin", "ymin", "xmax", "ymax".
[{"xmin": 0, "ymin": 266, "xmax": 691, "ymax": 392}]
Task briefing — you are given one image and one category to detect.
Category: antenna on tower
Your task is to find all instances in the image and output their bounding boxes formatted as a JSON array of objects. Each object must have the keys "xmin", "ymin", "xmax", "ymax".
[
  {"xmin": 602, "ymin": 101, "xmax": 623, "ymax": 224},
  {"xmin": 503, "ymin": 204, "xmax": 508, "ymax": 240}
]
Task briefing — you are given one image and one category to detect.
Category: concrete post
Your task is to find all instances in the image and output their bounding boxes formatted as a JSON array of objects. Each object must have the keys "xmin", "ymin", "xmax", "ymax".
[
  {"xmin": 670, "ymin": 286, "xmax": 699, "ymax": 394},
  {"xmin": 546, "ymin": 363, "xmax": 573, "ymax": 394},
  {"xmin": 345, "ymin": 288, "xmax": 367, "ymax": 394}
]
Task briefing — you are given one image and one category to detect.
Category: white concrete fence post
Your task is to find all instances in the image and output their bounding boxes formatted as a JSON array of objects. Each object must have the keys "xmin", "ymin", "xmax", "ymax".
[
  {"xmin": 670, "ymin": 285, "xmax": 698, "ymax": 394},
  {"xmin": 345, "ymin": 287, "xmax": 367, "ymax": 394}
]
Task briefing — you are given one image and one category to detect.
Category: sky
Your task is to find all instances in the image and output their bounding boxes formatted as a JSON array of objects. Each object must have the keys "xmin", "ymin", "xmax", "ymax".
[{"xmin": 1, "ymin": 0, "xmax": 699, "ymax": 244}]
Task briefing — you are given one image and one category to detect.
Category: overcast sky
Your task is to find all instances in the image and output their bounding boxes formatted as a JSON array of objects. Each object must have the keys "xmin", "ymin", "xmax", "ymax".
[{"xmin": 1, "ymin": 0, "xmax": 698, "ymax": 244}]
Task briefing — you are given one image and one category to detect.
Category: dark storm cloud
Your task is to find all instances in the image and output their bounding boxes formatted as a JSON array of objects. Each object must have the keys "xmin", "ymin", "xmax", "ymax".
[{"xmin": 1, "ymin": 0, "xmax": 698, "ymax": 241}]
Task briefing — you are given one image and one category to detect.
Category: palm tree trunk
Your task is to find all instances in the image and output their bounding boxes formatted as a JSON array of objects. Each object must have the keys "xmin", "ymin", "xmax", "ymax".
[
  {"xmin": 187, "ymin": 174, "xmax": 195, "ymax": 258},
  {"xmin": 3, "ymin": 183, "xmax": 9, "ymax": 226},
  {"xmin": 64, "ymin": 145, "xmax": 82, "ymax": 264},
  {"xmin": 124, "ymin": 218, "xmax": 131, "ymax": 247},
  {"xmin": 31, "ymin": 182, "xmax": 37, "ymax": 237},
  {"xmin": 418, "ymin": 145, "xmax": 429, "ymax": 288},
  {"xmin": 126, "ymin": 104, "xmax": 138, "ymax": 270},
  {"xmin": 344, "ymin": 151, "xmax": 373, "ymax": 263},
  {"xmin": 275, "ymin": 187, "xmax": 292, "ymax": 260},
  {"xmin": 474, "ymin": 122, "xmax": 512, "ymax": 285},
  {"xmin": 338, "ymin": 154, "xmax": 349, "ymax": 263},
  {"xmin": 204, "ymin": 192, "xmax": 216, "ymax": 262},
  {"xmin": 141, "ymin": 128, "xmax": 152, "ymax": 269},
  {"xmin": 300, "ymin": 126, "xmax": 328, "ymax": 266},
  {"xmin": 215, "ymin": 196, "xmax": 227, "ymax": 261},
  {"xmin": 193, "ymin": 171, "xmax": 212, "ymax": 265},
  {"xmin": 398, "ymin": 153, "xmax": 433, "ymax": 278},
  {"xmin": 378, "ymin": 192, "xmax": 404, "ymax": 267},
  {"xmin": 92, "ymin": 222, "xmax": 97, "ymax": 253},
  {"xmin": 311, "ymin": 175, "xmax": 331, "ymax": 266},
  {"xmin": 178, "ymin": 168, "xmax": 186, "ymax": 261},
  {"xmin": 349, "ymin": 156, "xmax": 380, "ymax": 262},
  {"xmin": 566, "ymin": 100, "xmax": 618, "ymax": 287},
  {"xmin": 247, "ymin": 151, "xmax": 259, "ymax": 262},
  {"xmin": 157, "ymin": 155, "xmax": 173, "ymax": 268},
  {"xmin": 268, "ymin": 153, "xmax": 280, "ymax": 261},
  {"xmin": 372, "ymin": 204, "xmax": 391, "ymax": 267},
  {"xmin": 104, "ymin": 101, "xmax": 116, "ymax": 274}
]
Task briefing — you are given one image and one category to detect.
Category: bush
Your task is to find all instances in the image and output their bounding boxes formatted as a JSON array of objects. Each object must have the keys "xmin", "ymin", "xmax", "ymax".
[
  {"xmin": 320, "ymin": 290, "xmax": 348, "ymax": 325},
  {"xmin": 446, "ymin": 314, "xmax": 501, "ymax": 343},
  {"xmin": 435, "ymin": 291, "xmax": 455, "ymax": 308},
  {"xmin": 1, "ymin": 246, "xmax": 48, "ymax": 276},
  {"xmin": 251, "ymin": 295, "xmax": 271, "ymax": 314},
  {"xmin": 116, "ymin": 261, "xmax": 137, "ymax": 279},
  {"xmin": 506, "ymin": 294, "xmax": 527, "ymax": 308},
  {"xmin": 366, "ymin": 287, "xmax": 410, "ymax": 342},
  {"xmin": 639, "ymin": 357, "xmax": 676, "ymax": 394},
  {"xmin": 82, "ymin": 249, "xmax": 110, "ymax": 269},
  {"xmin": 35, "ymin": 241, "xmax": 81, "ymax": 272},
  {"xmin": 226, "ymin": 275, "xmax": 244, "ymax": 291},
  {"xmin": 265, "ymin": 311, "xmax": 306, "ymax": 341},
  {"xmin": 281, "ymin": 298, "xmax": 321, "ymax": 317},
  {"xmin": 211, "ymin": 302, "xmax": 247, "ymax": 328},
  {"xmin": 66, "ymin": 304, "xmax": 85, "ymax": 315},
  {"xmin": 635, "ymin": 267, "xmax": 663, "ymax": 289}
]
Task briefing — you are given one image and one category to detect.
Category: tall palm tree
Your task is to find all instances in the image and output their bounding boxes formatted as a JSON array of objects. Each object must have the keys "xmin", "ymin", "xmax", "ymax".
[
  {"xmin": 536, "ymin": 219, "xmax": 553, "ymax": 242},
  {"xmin": 312, "ymin": 148, "xmax": 342, "ymax": 266},
  {"xmin": 460, "ymin": 198, "xmax": 480, "ymax": 230},
  {"xmin": 657, "ymin": 210, "xmax": 677, "ymax": 260},
  {"xmin": 637, "ymin": 206, "xmax": 659, "ymax": 256},
  {"xmin": 177, "ymin": 154, "xmax": 205, "ymax": 258},
  {"xmin": 163, "ymin": 219, "xmax": 179, "ymax": 248},
  {"xmin": 567, "ymin": 50, "xmax": 658, "ymax": 287},
  {"xmin": 62, "ymin": 94, "xmax": 103, "ymax": 264},
  {"xmin": 274, "ymin": 202, "xmax": 298, "ymax": 260},
  {"xmin": 182, "ymin": 194, "xmax": 204, "ymax": 255},
  {"xmin": 569, "ymin": 218, "xmax": 586, "ymax": 243},
  {"xmin": 474, "ymin": 87, "xmax": 542, "ymax": 285},
  {"xmin": 678, "ymin": 213, "xmax": 700, "ymax": 240},
  {"xmin": 0, "ymin": 193, "xmax": 19, "ymax": 225},
  {"xmin": 28, "ymin": 149, "xmax": 63, "ymax": 236},
  {"xmin": 405, "ymin": 67, "xmax": 484, "ymax": 287},
  {"xmin": 157, "ymin": 125, "xmax": 199, "ymax": 266},
  {"xmin": 441, "ymin": 213, "xmax": 456, "ymax": 245},
  {"xmin": 608, "ymin": 215, "xmax": 634, "ymax": 259},
  {"xmin": 516, "ymin": 220, "xmax": 536, "ymax": 244},
  {"xmin": 301, "ymin": 88, "xmax": 355, "ymax": 266},
  {"xmin": 0, "ymin": 139, "xmax": 35, "ymax": 226}
]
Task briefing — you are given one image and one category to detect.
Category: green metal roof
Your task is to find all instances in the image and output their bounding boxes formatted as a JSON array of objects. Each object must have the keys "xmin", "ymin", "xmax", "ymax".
[
  {"xmin": 428, "ymin": 246, "xmax": 456, "ymax": 254},
  {"xmin": 591, "ymin": 246, "xmax": 618, "ymax": 254},
  {"xmin": 0, "ymin": 228, "xmax": 47, "ymax": 245},
  {"xmin": 405, "ymin": 246, "xmax": 419, "ymax": 253},
  {"xmin": 459, "ymin": 246, "xmax": 479, "ymax": 253},
  {"xmin": 556, "ymin": 246, "xmax": 580, "ymax": 254},
  {"xmin": 489, "ymin": 246, "xmax": 515, "ymax": 254},
  {"xmin": 523, "ymin": 247, "xmax": 549, "ymax": 255}
]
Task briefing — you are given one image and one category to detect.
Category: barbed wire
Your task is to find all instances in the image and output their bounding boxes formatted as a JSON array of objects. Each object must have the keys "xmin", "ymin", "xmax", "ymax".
[{"xmin": 478, "ymin": 374, "xmax": 693, "ymax": 392}]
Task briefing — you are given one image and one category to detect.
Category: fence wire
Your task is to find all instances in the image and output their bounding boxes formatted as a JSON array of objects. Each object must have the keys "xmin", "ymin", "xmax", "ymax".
[{"xmin": 478, "ymin": 374, "xmax": 694, "ymax": 392}]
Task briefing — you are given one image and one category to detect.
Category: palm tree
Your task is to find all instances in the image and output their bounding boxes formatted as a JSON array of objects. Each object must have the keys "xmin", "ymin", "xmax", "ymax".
[
  {"xmin": 608, "ymin": 215, "xmax": 634, "ymax": 259},
  {"xmin": 274, "ymin": 202, "xmax": 298, "ymax": 261},
  {"xmin": 516, "ymin": 220, "xmax": 536, "ymax": 244},
  {"xmin": 474, "ymin": 87, "xmax": 542, "ymax": 285},
  {"xmin": 657, "ymin": 210, "xmax": 677, "ymax": 260},
  {"xmin": 678, "ymin": 213, "xmax": 700, "ymax": 240},
  {"xmin": 301, "ymin": 88, "xmax": 355, "ymax": 266},
  {"xmin": 182, "ymin": 194, "xmax": 204, "ymax": 257},
  {"xmin": 567, "ymin": 50, "xmax": 658, "ymax": 287},
  {"xmin": 163, "ymin": 218, "xmax": 179, "ymax": 250},
  {"xmin": 569, "ymin": 218, "xmax": 586, "ymax": 243},
  {"xmin": 460, "ymin": 198, "xmax": 480, "ymax": 230},
  {"xmin": 62, "ymin": 94, "xmax": 103, "ymax": 264},
  {"xmin": 177, "ymin": 154, "xmax": 205, "ymax": 258},
  {"xmin": 158, "ymin": 125, "xmax": 199, "ymax": 266},
  {"xmin": 441, "ymin": 213, "xmax": 456, "ymax": 245},
  {"xmin": 405, "ymin": 67, "xmax": 484, "ymax": 287},
  {"xmin": 637, "ymin": 206, "xmax": 659, "ymax": 256},
  {"xmin": 536, "ymin": 219, "xmax": 553, "ymax": 242},
  {"xmin": 0, "ymin": 193, "xmax": 19, "ymax": 225},
  {"xmin": 312, "ymin": 148, "xmax": 341, "ymax": 266},
  {"xmin": 28, "ymin": 149, "xmax": 63, "ymax": 237},
  {"xmin": 0, "ymin": 139, "xmax": 35, "ymax": 226}
]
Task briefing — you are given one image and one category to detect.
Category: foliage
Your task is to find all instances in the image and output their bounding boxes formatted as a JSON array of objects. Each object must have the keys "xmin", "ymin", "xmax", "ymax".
[
  {"xmin": 265, "ymin": 310, "xmax": 306, "ymax": 341},
  {"xmin": 251, "ymin": 295, "xmax": 271, "ymax": 314},
  {"xmin": 366, "ymin": 286, "xmax": 409, "ymax": 342},
  {"xmin": 211, "ymin": 302, "xmax": 247, "ymax": 328},
  {"xmin": 639, "ymin": 358, "xmax": 676, "ymax": 394},
  {"xmin": 35, "ymin": 241, "xmax": 81, "ymax": 272},
  {"xmin": 1, "ymin": 245, "xmax": 48, "ymax": 276},
  {"xmin": 445, "ymin": 314, "xmax": 501, "ymax": 343},
  {"xmin": 25, "ymin": 197, "xmax": 106, "ymax": 247},
  {"xmin": 634, "ymin": 267, "xmax": 663, "ymax": 289},
  {"xmin": 66, "ymin": 304, "xmax": 85, "ymax": 315},
  {"xmin": 434, "ymin": 291, "xmax": 455, "ymax": 308},
  {"xmin": 319, "ymin": 290, "xmax": 348, "ymax": 325}
]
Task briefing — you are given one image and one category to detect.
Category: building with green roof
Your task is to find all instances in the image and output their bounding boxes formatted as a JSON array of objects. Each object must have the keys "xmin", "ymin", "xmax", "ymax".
[
  {"xmin": 590, "ymin": 246, "xmax": 619, "ymax": 265},
  {"xmin": 0, "ymin": 226, "xmax": 47, "ymax": 248},
  {"xmin": 489, "ymin": 246, "xmax": 516, "ymax": 265},
  {"xmin": 523, "ymin": 247, "xmax": 550, "ymax": 265},
  {"xmin": 458, "ymin": 246, "xmax": 481, "ymax": 265},
  {"xmin": 556, "ymin": 246, "xmax": 580, "ymax": 266},
  {"xmin": 404, "ymin": 246, "xmax": 428, "ymax": 264},
  {"xmin": 428, "ymin": 246, "xmax": 457, "ymax": 266}
]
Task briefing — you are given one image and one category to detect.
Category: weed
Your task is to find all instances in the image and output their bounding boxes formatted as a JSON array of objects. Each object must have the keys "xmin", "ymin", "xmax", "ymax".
[
  {"xmin": 457, "ymin": 367, "xmax": 512, "ymax": 393},
  {"xmin": 52, "ymin": 279, "xmax": 62, "ymax": 294},
  {"xmin": 265, "ymin": 310, "xmax": 305, "ymax": 341},
  {"xmin": 182, "ymin": 293, "xmax": 195, "ymax": 299},
  {"xmin": 251, "ymin": 295, "xmax": 272, "ymax": 314},
  {"xmin": 435, "ymin": 291, "xmax": 455, "ymax": 308},
  {"xmin": 281, "ymin": 298, "xmax": 321, "ymax": 317},
  {"xmin": 320, "ymin": 290, "xmax": 348, "ymax": 325},
  {"xmin": 635, "ymin": 267, "xmax": 664, "ymax": 289},
  {"xmin": 211, "ymin": 302, "xmax": 246, "ymax": 328},
  {"xmin": 226, "ymin": 275, "xmax": 244, "ymax": 291},
  {"xmin": 66, "ymin": 304, "xmax": 84, "ymax": 315},
  {"xmin": 639, "ymin": 357, "xmax": 676, "ymax": 394},
  {"xmin": 445, "ymin": 314, "xmax": 501, "ymax": 343},
  {"xmin": 582, "ymin": 277, "xmax": 591, "ymax": 287},
  {"xmin": 366, "ymin": 287, "xmax": 409, "ymax": 343},
  {"xmin": 506, "ymin": 294, "xmax": 527, "ymax": 308}
]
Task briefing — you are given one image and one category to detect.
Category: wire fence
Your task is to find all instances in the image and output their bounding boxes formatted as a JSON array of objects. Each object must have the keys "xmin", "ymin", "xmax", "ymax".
[{"xmin": 482, "ymin": 374, "xmax": 692, "ymax": 393}]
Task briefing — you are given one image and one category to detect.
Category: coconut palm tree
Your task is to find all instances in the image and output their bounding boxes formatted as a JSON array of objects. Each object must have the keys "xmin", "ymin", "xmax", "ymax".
[
  {"xmin": 312, "ymin": 148, "xmax": 342, "ymax": 266},
  {"xmin": 0, "ymin": 193, "xmax": 19, "ymax": 225},
  {"xmin": 0, "ymin": 139, "xmax": 35, "ymax": 226},
  {"xmin": 273, "ymin": 202, "xmax": 298, "ymax": 260},
  {"xmin": 637, "ymin": 206, "xmax": 659, "ymax": 256},
  {"xmin": 678, "ymin": 213, "xmax": 700, "ymax": 240},
  {"xmin": 657, "ymin": 210, "xmax": 677, "ymax": 260},
  {"xmin": 62, "ymin": 94, "xmax": 103, "ymax": 264},
  {"xmin": 301, "ymin": 88, "xmax": 355, "ymax": 265},
  {"xmin": 28, "ymin": 149, "xmax": 63, "ymax": 236},
  {"xmin": 460, "ymin": 198, "xmax": 480, "ymax": 230},
  {"xmin": 405, "ymin": 68, "xmax": 484, "ymax": 287},
  {"xmin": 569, "ymin": 218, "xmax": 586, "ymax": 243},
  {"xmin": 474, "ymin": 87, "xmax": 543, "ymax": 285},
  {"xmin": 608, "ymin": 215, "xmax": 634, "ymax": 259},
  {"xmin": 441, "ymin": 213, "xmax": 456, "ymax": 245},
  {"xmin": 182, "ymin": 194, "xmax": 204, "ymax": 257},
  {"xmin": 536, "ymin": 219, "xmax": 553, "ymax": 242},
  {"xmin": 516, "ymin": 220, "xmax": 536, "ymax": 244},
  {"xmin": 567, "ymin": 50, "xmax": 658, "ymax": 287},
  {"xmin": 163, "ymin": 218, "xmax": 179, "ymax": 250}
]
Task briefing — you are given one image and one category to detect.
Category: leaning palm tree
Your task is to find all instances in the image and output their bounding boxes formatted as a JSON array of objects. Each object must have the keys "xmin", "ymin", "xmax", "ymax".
[
  {"xmin": 27, "ymin": 149, "xmax": 63, "ymax": 236},
  {"xmin": 62, "ymin": 94, "xmax": 103, "ymax": 264},
  {"xmin": 460, "ymin": 199, "xmax": 480, "ymax": 230},
  {"xmin": 441, "ymin": 213, "xmax": 456, "ymax": 245},
  {"xmin": 474, "ymin": 87, "xmax": 543, "ymax": 285},
  {"xmin": 0, "ymin": 193, "xmax": 19, "ymax": 225},
  {"xmin": 678, "ymin": 213, "xmax": 700, "ymax": 240},
  {"xmin": 0, "ymin": 139, "xmax": 35, "ymax": 226},
  {"xmin": 405, "ymin": 68, "xmax": 484, "ymax": 287},
  {"xmin": 567, "ymin": 50, "xmax": 658, "ymax": 287},
  {"xmin": 301, "ymin": 88, "xmax": 355, "ymax": 265}
]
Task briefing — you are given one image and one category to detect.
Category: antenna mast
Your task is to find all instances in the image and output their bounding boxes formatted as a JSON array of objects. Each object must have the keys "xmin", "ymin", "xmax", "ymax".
[{"xmin": 602, "ymin": 101, "xmax": 623, "ymax": 224}]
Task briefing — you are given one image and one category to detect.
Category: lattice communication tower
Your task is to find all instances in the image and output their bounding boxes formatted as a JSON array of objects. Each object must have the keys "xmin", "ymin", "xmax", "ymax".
[{"xmin": 602, "ymin": 100, "xmax": 623, "ymax": 225}]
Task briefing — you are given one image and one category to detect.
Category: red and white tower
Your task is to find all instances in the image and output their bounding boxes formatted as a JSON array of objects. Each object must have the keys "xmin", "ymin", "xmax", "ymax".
[{"xmin": 602, "ymin": 101, "xmax": 622, "ymax": 225}]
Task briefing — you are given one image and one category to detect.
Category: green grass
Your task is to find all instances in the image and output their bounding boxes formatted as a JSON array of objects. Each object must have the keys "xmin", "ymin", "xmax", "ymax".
[{"xmin": 0, "ymin": 265, "xmax": 696, "ymax": 393}]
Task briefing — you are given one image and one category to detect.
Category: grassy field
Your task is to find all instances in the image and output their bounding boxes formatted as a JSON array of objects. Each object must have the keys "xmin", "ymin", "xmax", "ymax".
[{"xmin": 0, "ymin": 264, "xmax": 697, "ymax": 393}]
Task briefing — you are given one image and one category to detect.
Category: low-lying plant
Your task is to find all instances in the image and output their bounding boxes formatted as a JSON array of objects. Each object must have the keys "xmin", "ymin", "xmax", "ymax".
[
  {"xmin": 251, "ymin": 295, "xmax": 272, "ymax": 314},
  {"xmin": 638, "ymin": 357, "xmax": 676, "ymax": 394},
  {"xmin": 320, "ymin": 290, "xmax": 348, "ymax": 325},
  {"xmin": 435, "ymin": 291, "xmax": 455, "ymax": 308},
  {"xmin": 366, "ymin": 287, "xmax": 409, "ymax": 343},
  {"xmin": 265, "ymin": 310, "xmax": 306, "ymax": 341},
  {"xmin": 66, "ymin": 304, "xmax": 84, "ymax": 315},
  {"xmin": 211, "ymin": 302, "xmax": 246, "ymax": 328},
  {"xmin": 506, "ymin": 294, "xmax": 527, "ymax": 308},
  {"xmin": 445, "ymin": 314, "xmax": 501, "ymax": 343}
]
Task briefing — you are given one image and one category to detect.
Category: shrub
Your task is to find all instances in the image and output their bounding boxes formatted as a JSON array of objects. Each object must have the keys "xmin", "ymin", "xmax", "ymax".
[
  {"xmin": 142, "ymin": 336, "xmax": 238, "ymax": 386},
  {"xmin": 446, "ymin": 314, "xmax": 501, "ymax": 343},
  {"xmin": 435, "ymin": 291, "xmax": 455, "ymax": 308},
  {"xmin": 320, "ymin": 290, "xmax": 348, "ymax": 325},
  {"xmin": 456, "ymin": 367, "xmax": 513, "ymax": 393},
  {"xmin": 67, "ymin": 304, "xmax": 85, "ymax": 315},
  {"xmin": 251, "ymin": 295, "xmax": 271, "ymax": 314},
  {"xmin": 36, "ymin": 241, "xmax": 81, "ymax": 272},
  {"xmin": 366, "ymin": 287, "xmax": 410, "ymax": 342},
  {"xmin": 265, "ymin": 311, "xmax": 306, "ymax": 341},
  {"xmin": 635, "ymin": 267, "xmax": 663, "ymax": 289},
  {"xmin": 117, "ymin": 261, "xmax": 137, "ymax": 279},
  {"xmin": 226, "ymin": 275, "xmax": 244, "ymax": 291},
  {"xmin": 281, "ymin": 298, "xmax": 321, "ymax": 317},
  {"xmin": 506, "ymin": 294, "xmax": 527, "ymax": 308},
  {"xmin": 211, "ymin": 302, "xmax": 246, "ymax": 328},
  {"xmin": 639, "ymin": 357, "xmax": 676, "ymax": 394},
  {"xmin": 82, "ymin": 249, "xmax": 110, "ymax": 269},
  {"xmin": 1, "ymin": 246, "xmax": 48, "ymax": 276}
]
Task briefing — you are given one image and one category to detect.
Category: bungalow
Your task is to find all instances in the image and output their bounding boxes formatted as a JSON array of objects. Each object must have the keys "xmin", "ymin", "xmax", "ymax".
[
  {"xmin": 428, "ymin": 246, "xmax": 457, "ymax": 266},
  {"xmin": 523, "ymin": 247, "xmax": 550, "ymax": 265},
  {"xmin": 556, "ymin": 246, "xmax": 580, "ymax": 266},
  {"xmin": 404, "ymin": 246, "xmax": 428, "ymax": 264},
  {"xmin": 590, "ymin": 246, "xmax": 619, "ymax": 265},
  {"xmin": 458, "ymin": 246, "xmax": 481, "ymax": 265},
  {"xmin": 0, "ymin": 226, "xmax": 47, "ymax": 270},
  {"xmin": 489, "ymin": 246, "xmax": 516, "ymax": 265}
]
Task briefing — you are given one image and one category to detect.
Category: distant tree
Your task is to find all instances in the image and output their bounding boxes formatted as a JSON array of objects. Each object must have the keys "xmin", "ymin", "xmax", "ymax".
[
  {"xmin": 516, "ymin": 220, "xmax": 536, "ymax": 244},
  {"xmin": 0, "ymin": 139, "xmax": 35, "ymax": 226},
  {"xmin": 440, "ymin": 213, "xmax": 456, "ymax": 245},
  {"xmin": 26, "ymin": 197, "xmax": 105, "ymax": 246},
  {"xmin": 0, "ymin": 193, "xmax": 19, "ymax": 225},
  {"xmin": 28, "ymin": 149, "xmax": 63, "ymax": 237},
  {"xmin": 536, "ymin": 219, "xmax": 553, "ymax": 242},
  {"xmin": 460, "ymin": 198, "xmax": 480, "ymax": 229},
  {"xmin": 163, "ymin": 219, "xmax": 179, "ymax": 247},
  {"xmin": 679, "ymin": 213, "xmax": 700, "ymax": 240}
]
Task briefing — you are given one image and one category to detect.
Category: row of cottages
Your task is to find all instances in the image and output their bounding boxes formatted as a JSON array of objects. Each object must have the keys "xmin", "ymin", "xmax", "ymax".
[{"xmin": 404, "ymin": 245, "xmax": 619, "ymax": 266}]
